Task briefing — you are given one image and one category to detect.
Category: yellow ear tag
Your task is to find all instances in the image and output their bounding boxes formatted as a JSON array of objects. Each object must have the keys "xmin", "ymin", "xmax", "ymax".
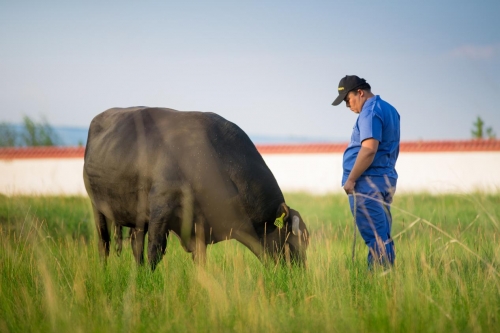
[{"xmin": 274, "ymin": 213, "xmax": 286, "ymax": 229}]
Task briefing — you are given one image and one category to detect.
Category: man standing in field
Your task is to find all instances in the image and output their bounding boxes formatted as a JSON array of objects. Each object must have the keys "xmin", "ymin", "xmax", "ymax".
[{"xmin": 332, "ymin": 75, "xmax": 400, "ymax": 266}]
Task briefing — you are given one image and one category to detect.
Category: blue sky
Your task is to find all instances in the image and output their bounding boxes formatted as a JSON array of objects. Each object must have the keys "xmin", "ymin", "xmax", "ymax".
[{"xmin": 1, "ymin": 0, "xmax": 499, "ymax": 141}]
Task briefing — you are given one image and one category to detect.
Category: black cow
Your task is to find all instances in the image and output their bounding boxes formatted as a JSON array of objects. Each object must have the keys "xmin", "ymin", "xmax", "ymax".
[{"xmin": 83, "ymin": 107, "xmax": 309, "ymax": 270}]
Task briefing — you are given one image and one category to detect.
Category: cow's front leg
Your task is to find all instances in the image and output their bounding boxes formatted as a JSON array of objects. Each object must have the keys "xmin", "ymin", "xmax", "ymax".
[
  {"xmin": 147, "ymin": 186, "xmax": 178, "ymax": 271},
  {"xmin": 147, "ymin": 219, "xmax": 169, "ymax": 271}
]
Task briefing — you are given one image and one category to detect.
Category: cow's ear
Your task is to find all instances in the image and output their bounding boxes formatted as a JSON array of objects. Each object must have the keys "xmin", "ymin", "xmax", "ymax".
[{"xmin": 276, "ymin": 202, "xmax": 290, "ymax": 221}]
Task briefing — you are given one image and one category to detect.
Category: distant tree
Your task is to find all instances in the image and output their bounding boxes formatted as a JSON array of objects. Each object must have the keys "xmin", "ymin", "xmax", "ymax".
[
  {"xmin": 21, "ymin": 115, "xmax": 61, "ymax": 146},
  {"xmin": 0, "ymin": 115, "xmax": 61, "ymax": 147},
  {"xmin": 471, "ymin": 116, "xmax": 484, "ymax": 139},
  {"xmin": 486, "ymin": 127, "xmax": 496, "ymax": 139},
  {"xmin": 0, "ymin": 122, "xmax": 19, "ymax": 147},
  {"xmin": 471, "ymin": 116, "xmax": 496, "ymax": 140},
  {"xmin": 471, "ymin": 116, "xmax": 497, "ymax": 140}
]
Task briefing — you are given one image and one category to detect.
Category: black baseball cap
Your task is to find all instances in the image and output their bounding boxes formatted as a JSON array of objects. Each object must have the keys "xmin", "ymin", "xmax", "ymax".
[{"xmin": 332, "ymin": 75, "xmax": 368, "ymax": 106}]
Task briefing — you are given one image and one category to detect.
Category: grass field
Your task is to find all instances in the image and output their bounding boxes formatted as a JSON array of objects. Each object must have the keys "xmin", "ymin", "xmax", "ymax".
[{"xmin": 1, "ymin": 193, "xmax": 499, "ymax": 332}]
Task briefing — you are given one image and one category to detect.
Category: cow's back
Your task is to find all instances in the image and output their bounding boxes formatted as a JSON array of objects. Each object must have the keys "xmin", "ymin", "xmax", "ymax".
[{"xmin": 84, "ymin": 107, "xmax": 284, "ymax": 231}]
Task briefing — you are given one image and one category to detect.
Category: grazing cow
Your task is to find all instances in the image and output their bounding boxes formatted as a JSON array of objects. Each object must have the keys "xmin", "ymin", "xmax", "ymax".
[{"xmin": 83, "ymin": 107, "xmax": 309, "ymax": 270}]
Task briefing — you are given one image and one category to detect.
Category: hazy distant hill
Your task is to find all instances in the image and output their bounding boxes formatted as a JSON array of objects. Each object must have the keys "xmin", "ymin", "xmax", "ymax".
[
  {"xmin": 4, "ymin": 125, "xmax": 343, "ymax": 146},
  {"xmin": 249, "ymin": 135, "xmax": 343, "ymax": 144},
  {"xmin": 55, "ymin": 127, "xmax": 89, "ymax": 146},
  {"xmin": 54, "ymin": 127, "xmax": 342, "ymax": 146}
]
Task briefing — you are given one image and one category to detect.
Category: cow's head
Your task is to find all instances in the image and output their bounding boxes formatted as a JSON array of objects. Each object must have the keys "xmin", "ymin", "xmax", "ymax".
[{"xmin": 262, "ymin": 203, "xmax": 310, "ymax": 266}]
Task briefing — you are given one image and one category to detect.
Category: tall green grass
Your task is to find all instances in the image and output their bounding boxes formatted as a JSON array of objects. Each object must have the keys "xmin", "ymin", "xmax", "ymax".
[{"xmin": 1, "ymin": 193, "xmax": 499, "ymax": 332}]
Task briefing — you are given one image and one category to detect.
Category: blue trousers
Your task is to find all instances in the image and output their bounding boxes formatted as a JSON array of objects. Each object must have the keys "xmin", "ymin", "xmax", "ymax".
[{"xmin": 348, "ymin": 176, "xmax": 397, "ymax": 266}]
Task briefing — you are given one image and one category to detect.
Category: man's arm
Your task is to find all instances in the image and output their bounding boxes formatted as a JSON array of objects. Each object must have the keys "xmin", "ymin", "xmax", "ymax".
[{"xmin": 343, "ymin": 138, "xmax": 379, "ymax": 194}]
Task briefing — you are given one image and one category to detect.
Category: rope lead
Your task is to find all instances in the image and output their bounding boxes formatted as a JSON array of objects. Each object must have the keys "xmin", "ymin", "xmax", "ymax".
[{"xmin": 352, "ymin": 190, "xmax": 357, "ymax": 263}]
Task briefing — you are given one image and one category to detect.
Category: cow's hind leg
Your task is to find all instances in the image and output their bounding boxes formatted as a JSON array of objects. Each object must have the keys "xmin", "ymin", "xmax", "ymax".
[
  {"xmin": 192, "ymin": 217, "xmax": 207, "ymax": 265},
  {"xmin": 130, "ymin": 226, "xmax": 148, "ymax": 266},
  {"xmin": 114, "ymin": 224, "xmax": 123, "ymax": 256},
  {"xmin": 92, "ymin": 206, "xmax": 110, "ymax": 260}
]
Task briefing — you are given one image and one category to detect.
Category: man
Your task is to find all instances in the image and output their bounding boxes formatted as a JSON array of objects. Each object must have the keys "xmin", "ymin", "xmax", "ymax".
[{"xmin": 332, "ymin": 75, "xmax": 400, "ymax": 266}]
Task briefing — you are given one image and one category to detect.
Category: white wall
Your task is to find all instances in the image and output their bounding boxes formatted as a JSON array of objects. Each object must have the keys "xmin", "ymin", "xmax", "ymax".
[
  {"xmin": 263, "ymin": 152, "xmax": 500, "ymax": 194},
  {"xmin": 1, "ymin": 152, "xmax": 499, "ymax": 195},
  {"xmin": 0, "ymin": 159, "xmax": 87, "ymax": 196},
  {"xmin": 262, "ymin": 154, "xmax": 344, "ymax": 194},
  {"xmin": 395, "ymin": 152, "xmax": 500, "ymax": 193}
]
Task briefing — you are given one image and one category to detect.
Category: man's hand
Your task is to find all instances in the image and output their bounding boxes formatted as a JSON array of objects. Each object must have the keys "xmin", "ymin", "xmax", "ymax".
[
  {"xmin": 343, "ymin": 179, "xmax": 356, "ymax": 195},
  {"xmin": 343, "ymin": 138, "xmax": 379, "ymax": 195}
]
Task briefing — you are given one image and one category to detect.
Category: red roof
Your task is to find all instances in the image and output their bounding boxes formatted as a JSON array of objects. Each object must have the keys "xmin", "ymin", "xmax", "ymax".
[
  {"xmin": 400, "ymin": 140, "xmax": 500, "ymax": 153},
  {"xmin": 0, "ymin": 146, "xmax": 85, "ymax": 160},
  {"xmin": 257, "ymin": 140, "xmax": 500, "ymax": 154},
  {"xmin": 0, "ymin": 140, "xmax": 499, "ymax": 159},
  {"xmin": 257, "ymin": 143, "xmax": 347, "ymax": 154}
]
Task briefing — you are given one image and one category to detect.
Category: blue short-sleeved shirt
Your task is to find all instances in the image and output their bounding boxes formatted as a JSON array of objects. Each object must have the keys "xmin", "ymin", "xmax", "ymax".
[{"xmin": 342, "ymin": 95, "xmax": 400, "ymax": 186}]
